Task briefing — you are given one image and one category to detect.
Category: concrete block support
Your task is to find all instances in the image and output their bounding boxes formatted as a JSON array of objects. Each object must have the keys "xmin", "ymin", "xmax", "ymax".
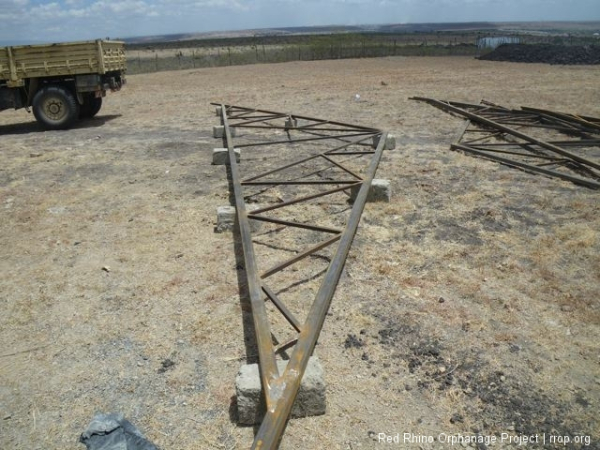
[
  {"xmin": 215, "ymin": 106, "xmax": 223, "ymax": 117},
  {"xmin": 212, "ymin": 148, "xmax": 241, "ymax": 165},
  {"xmin": 372, "ymin": 134, "xmax": 396, "ymax": 150},
  {"xmin": 284, "ymin": 118, "xmax": 311, "ymax": 130},
  {"xmin": 216, "ymin": 206, "xmax": 236, "ymax": 233},
  {"xmin": 284, "ymin": 118, "xmax": 296, "ymax": 129},
  {"xmin": 213, "ymin": 125, "xmax": 237, "ymax": 138},
  {"xmin": 235, "ymin": 357, "xmax": 326, "ymax": 425},
  {"xmin": 350, "ymin": 179, "xmax": 391, "ymax": 203},
  {"xmin": 215, "ymin": 205, "xmax": 263, "ymax": 233}
]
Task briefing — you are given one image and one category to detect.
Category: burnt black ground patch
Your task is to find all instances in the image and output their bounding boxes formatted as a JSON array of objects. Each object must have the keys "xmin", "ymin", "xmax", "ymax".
[{"xmin": 369, "ymin": 318, "xmax": 598, "ymax": 449}]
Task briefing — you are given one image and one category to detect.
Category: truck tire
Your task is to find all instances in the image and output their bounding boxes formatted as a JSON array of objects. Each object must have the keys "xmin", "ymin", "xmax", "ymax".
[
  {"xmin": 79, "ymin": 93, "xmax": 103, "ymax": 119},
  {"xmin": 32, "ymin": 85, "xmax": 80, "ymax": 130}
]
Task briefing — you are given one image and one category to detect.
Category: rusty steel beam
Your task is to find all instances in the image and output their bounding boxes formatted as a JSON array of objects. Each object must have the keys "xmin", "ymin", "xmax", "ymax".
[
  {"xmin": 412, "ymin": 97, "xmax": 600, "ymax": 171},
  {"xmin": 425, "ymin": 99, "xmax": 599, "ymax": 139},
  {"xmin": 452, "ymin": 143, "xmax": 600, "ymax": 189},
  {"xmin": 521, "ymin": 106, "xmax": 600, "ymax": 134},
  {"xmin": 212, "ymin": 103, "xmax": 388, "ymax": 449},
  {"xmin": 260, "ymin": 234, "xmax": 342, "ymax": 279},
  {"xmin": 412, "ymin": 97, "xmax": 600, "ymax": 189},
  {"xmin": 253, "ymin": 131, "xmax": 387, "ymax": 450},
  {"xmin": 250, "ymin": 184, "xmax": 361, "ymax": 215},
  {"xmin": 247, "ymin": 215, "xmax": 342, "ymax": 234},
  {"xmin": 219, "ymin": 106, "xmax": 280, "ymax": 412},
  {"xmin": 219, "ymin": 104, "xmax": 381, "ymax": 132},
  {"xmin": 235, "ymin": 132, "xmax": 375, "ymax": 148}
]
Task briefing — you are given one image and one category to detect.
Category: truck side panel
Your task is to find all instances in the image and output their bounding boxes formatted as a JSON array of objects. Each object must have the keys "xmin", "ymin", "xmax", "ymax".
[
  {"xmin": 0, "ymin": 48, "xmax": 14, "ymax": 83},
  {"xmin": 99, "ymin": 41, "xmax": 126, "ymax": 73},
  {"xmin": 0, "ymin": 40, "xmax": 126, "ymax": 87}
]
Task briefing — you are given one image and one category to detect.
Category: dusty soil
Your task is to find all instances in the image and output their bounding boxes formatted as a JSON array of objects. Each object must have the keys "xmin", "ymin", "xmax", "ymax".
[{"xmin": 0, "ymin": 56, "xmax": 599, "ymax": 450}]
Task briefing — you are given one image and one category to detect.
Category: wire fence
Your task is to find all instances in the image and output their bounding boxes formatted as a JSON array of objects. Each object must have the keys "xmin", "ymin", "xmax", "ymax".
[
  {"xmin": 126, "ymin": 33, "xmax": 600, "ymax": 75},
  {"xmin": 127, "ymin": 42, "xmax": 479, "ymax": 74}
]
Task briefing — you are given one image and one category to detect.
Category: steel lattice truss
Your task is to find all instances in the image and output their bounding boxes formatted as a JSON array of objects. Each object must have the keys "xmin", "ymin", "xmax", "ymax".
[
  {"xmin": 211, "ymin": 103, "xmax": 388, "ymax": 449},
  {"xmin": 412, "ymin": 97, "xmax": 600, "ymax": 189}
]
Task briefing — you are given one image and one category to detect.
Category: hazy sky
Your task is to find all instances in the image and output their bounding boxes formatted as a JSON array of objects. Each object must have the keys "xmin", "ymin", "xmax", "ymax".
[{"xmin": 1, "ymin": 0, "xmax": 599, "ymax": 44}]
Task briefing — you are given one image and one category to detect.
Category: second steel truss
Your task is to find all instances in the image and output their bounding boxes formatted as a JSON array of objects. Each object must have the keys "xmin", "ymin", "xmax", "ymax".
[
  {"xmin": 211, "ymin": 103, "xmax": 388, "ymax": 449},
  {"xmin": 412, "ymin": 97, "xmax": 600, "ymax": 189}
]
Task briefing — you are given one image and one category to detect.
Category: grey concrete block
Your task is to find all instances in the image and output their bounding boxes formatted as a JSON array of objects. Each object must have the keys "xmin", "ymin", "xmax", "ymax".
[
  {"xmin": 284, "ymin": 118, "xmax": 311, "ymax": 129},
  {"xmin": 236, "ymin": 357, "xmax": 326, "ymax": 425},
  {"xmin": 350, "ymin": 179, "xmax": 391, "ymax": 203},
  {"xmin": 213, "ymin": 125, "xmax": 237, "ymax": 138},
  {"xmin": 212, "ymin": 148, "xmax": 240, "ymax": 165},
  {"xmin": 284, "ymin": 118, "xmax": 297, "ymax": 129},
  {"xmin": 216, "ymin": 206, "xmax": 236, "ymax": 233},
  {"xmin": 215, "ymin": 204, "xmax": 263, "ymax": 233},
  {"xmin": 215, "ymin": 106, "xmax": 223, "ymax": 117},
  {"xmin": 372, "ymin": 134, "xmax": 396, "ymax": 150}
]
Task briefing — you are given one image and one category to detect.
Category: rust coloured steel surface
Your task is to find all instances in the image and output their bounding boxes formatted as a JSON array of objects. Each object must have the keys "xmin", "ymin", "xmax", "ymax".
[
  {"xmin": 412, "ymin": 97, "xmax": 600, "ymax": 189},
  {"xmin": 212, "ymin": 103, "xmax": 388, "ymax": 449}
]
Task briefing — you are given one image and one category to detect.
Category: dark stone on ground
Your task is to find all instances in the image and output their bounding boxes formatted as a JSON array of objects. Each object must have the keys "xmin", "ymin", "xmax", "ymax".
[{"xmin": 479, "ymin": 44, "xmax": 600, "ymax": 65}]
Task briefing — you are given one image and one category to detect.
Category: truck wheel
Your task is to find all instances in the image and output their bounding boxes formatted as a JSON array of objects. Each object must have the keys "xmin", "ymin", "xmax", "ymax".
[
  {"xmin": 32, "ymin": 85, "xmax": 80, "ymax": 130},
  {"xmin": 79, "ymin": 94, "xmax": 103, "ymax": 119}
]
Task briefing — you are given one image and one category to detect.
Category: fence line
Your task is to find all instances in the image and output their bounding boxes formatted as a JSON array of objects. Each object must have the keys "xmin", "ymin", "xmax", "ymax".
[
  {"xmin": 126, "ymin": 33, "xmax": 599, "ymax": 75},
  {"xmin": 127, "ymin": 42, "xmax": 479, "ymax": 74}
]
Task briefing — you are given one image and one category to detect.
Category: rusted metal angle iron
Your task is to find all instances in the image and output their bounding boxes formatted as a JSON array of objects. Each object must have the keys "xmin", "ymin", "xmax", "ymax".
[
  {"xmin": 216, "ymin": 103, "xmax": 381, "ymax": 132},
  {"xmin": 235, "ymin": 132, "xmax": 374, "ymax": 148},
  {"xmin": 411, "ymin": 97, "xmax": 600, "ymax": 189},
  {"xmin": 253, "ymin": 133, "xmax": 387, "ymax": 450},
  {"xmin": 260, "ymin": 234, "xmax": 342, "ymax": 280},
  {"xmin": 452, "ymin": 143, "xmax": 600, "ymax": 189},
  {"xmin": 472, "ymin": 140, "xmax": 600, "ymax": 148},
  {"xmin": 412, "ymin": 97, "xmax": 600, "ymax": 172},
  {"xmin": 521, "ymin": 106, "xmax": 600, "ymax": 133},
  {"xmin": 214, "ymin": 103, "xmax": 387, "ymax": 449},
  {"xmin": 241, "ymin": 134, "xmax": 375, "ymax": 183},
  {"xmin": 423, "ymin": 99, "xmax": 599, "ymax": 137},
  {"xmin": 220, "ymin": 106, "xmax": 280, "ymax": 409},
  {"xmin": 414, "ymin": 97, "xmax": 600, "ymax": 189}
]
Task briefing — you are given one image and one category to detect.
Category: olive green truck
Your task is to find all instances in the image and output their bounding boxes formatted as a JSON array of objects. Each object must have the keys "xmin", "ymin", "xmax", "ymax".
[{"xmin": 0, "ymin": 39, "xmax": 126, "ymax": 129}]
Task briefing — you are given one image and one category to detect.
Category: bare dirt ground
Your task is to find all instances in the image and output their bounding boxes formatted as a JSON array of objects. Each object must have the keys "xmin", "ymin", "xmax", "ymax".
[{"xmin": 1, "ymin": 56, "xmax": 599, "ymax": 450}]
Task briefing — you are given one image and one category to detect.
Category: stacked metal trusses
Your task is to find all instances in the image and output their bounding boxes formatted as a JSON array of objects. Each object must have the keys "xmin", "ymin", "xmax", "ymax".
[
  {"xmin": 412, "ymin": 97, "xmax": 600, "ymax": 189},
  {"xmin": 211, "ymin": 104, "xmax": 389, "ymax": 449}
]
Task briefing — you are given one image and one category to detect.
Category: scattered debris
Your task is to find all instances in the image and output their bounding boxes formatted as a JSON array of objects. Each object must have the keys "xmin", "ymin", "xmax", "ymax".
[
  {"xmin": 344, "ymin": 334, "xmax": 365, "ymax": 349},
  {"xmin": 79, "ymin": 413, "xmax": 159, "ymax": 450},
  {"xmin": 158, "ymin": 358, "xmax": 176, "ymax": 373}
]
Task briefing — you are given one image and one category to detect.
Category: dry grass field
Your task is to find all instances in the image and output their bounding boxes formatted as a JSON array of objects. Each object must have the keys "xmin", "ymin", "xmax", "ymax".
[{"xmin": 0, "ymin": 56, "xmax": 599, "ymax": 449}]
